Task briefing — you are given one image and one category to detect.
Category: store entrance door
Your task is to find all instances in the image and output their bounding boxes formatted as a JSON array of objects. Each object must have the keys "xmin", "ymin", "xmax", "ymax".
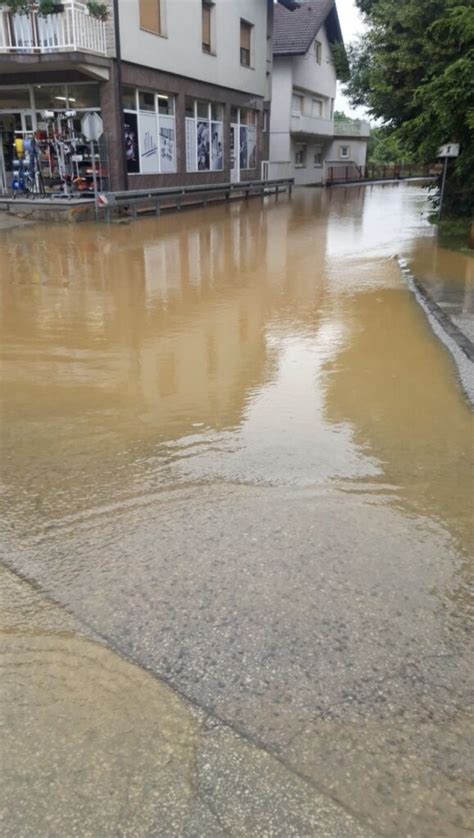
[
  {"xmin": 230, "ymin": 124, "xmax": 240, "ymax": 183},
  {"xmin": 0, "ymin": 111, "xmax": 37, "ymax": 191}
]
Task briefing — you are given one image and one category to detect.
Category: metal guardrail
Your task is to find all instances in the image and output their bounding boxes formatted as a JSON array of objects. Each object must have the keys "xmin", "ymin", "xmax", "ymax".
[
  {"xmin": 97, "ymin": 177, "xmax": 294, "ymax": 220},
  {"xmin": 326, "ymin": 163, "xmax": 438, "ymax": 185}
]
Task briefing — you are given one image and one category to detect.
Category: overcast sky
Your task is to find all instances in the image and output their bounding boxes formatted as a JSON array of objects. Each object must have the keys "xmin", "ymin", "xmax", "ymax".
[{"xmin": 333, "ymin": 0, "xmax": 369, "ymax": 119}]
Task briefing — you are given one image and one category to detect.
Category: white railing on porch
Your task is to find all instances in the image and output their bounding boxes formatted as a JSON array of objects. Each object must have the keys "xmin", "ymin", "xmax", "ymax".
[{"xmin": 0, "ymin": 1, "xmax": 107, "ymax": 55}]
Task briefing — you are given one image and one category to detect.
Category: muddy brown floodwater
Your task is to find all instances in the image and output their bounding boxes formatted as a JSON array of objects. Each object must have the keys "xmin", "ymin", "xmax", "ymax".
[{"xmin": 1, "ymin": 183, "xmax": 473, "ymax": 837}]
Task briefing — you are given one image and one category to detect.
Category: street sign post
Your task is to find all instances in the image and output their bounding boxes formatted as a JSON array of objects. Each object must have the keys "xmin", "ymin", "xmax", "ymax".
[
  {"xmin": 437, "ymin": 144, "xmax": 460, "ymax": 219},
  {"xmin": 81, "ymin": 113, "xmax": 104, "ymax": 216}
]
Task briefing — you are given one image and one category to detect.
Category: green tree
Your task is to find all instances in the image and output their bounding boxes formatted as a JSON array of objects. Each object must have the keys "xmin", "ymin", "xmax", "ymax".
[{"xmin": 345, "ymin": 0, "xmax": 474, "ymax": 216}]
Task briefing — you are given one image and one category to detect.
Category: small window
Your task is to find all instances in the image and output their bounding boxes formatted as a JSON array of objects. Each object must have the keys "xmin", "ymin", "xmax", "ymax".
[
  {"xmin": 295, "ymin": 143, "xmax": 307, "ymax": 167},
  {"xmin": 211, "ymin": 102, "xmax": 223, "ymax": 121},
  {"xmin": 138, "ymin": 90, "xmax": 155, "ymax": 112},
  {"xmin": 139, "ymin": 0, "xmax": 161, "ymax": 35},
  {"xmin": 157, "ymin": 94, "xmax": 173, "ymax": 115},
  {"xmin": 340, "ymin": 145, "xmax": 350, "ymax": 159},
  {"xmin": 185, "ymin": 97, "xmax": 195, "ymax": 118},
  {"xmin": 291, "ymin": 93, "xmax": 304, "ymax": 115},
  {"xmin": 122, "ymin": 87, "xmax": 137, "ymax": 111},
  {"xmin": 202, "ymin": 1, "xmax": 213, "ymax": 54},
  {"xmin": 314, "ymin": 40, "xmax": 322, "ymax": 64},
  {"xmin": 240, "ymin": 20, "xmax": 252, "ymax": 67},
  {"xmin": 314, "ymin": 148, "xmax": 322, "ymax": 166},
  {"xmin": 196, "ymin": 100, "xmax": 209, "ymax": 119}
]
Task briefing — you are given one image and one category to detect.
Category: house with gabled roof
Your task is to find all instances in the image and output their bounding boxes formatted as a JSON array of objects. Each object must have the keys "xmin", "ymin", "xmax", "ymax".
[{"xmin": 269, "ymin": 0, "xmax": 369, "ymax": 185}]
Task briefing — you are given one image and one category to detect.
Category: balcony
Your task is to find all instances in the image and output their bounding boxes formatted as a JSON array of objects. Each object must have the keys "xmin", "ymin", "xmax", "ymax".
[
  {"xmin": 290, "ymin": 112, "xmax": 334, "ymax": 138},
  {"xmin": 0, "ymin": 1, "xmax": 107, "ymax": 56},
  {"xmin": 334, "ymin": 119, "xmax": 371, "ymax": 138}
]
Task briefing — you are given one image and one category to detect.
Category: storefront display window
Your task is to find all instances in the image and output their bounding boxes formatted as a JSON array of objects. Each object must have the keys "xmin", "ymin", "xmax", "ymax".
[
  {"xmin": 123, "ymin": 88, "xmax": 176, "ymax": 175},
  {"xmin": 185, "ymin": 98, "xmax": 224, "ymax": 173},
  {"xmin": 232, "ymin": 108, "xmax": 258, "ymax": 171},
  {"xmin": 0, "ymin": 88, "xmax": 32, "ymax": 110}
]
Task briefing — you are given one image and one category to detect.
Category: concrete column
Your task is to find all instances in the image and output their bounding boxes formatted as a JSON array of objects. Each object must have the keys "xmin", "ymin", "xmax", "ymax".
[{"xmin": 100, "ymin": 60, "xmax": 127, "ymax": 191}]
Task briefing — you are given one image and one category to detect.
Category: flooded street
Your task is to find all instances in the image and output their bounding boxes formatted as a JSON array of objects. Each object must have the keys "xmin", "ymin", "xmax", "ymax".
[{"xmin": 1, "ymin": 183, "xmax": 473, "ymax": 836}]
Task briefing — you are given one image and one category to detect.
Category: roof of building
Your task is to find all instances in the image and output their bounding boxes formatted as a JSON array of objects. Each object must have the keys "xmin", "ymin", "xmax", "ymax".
[{"xmin": 273, "ymin": 0, "xmax": 344, "ymax": 56}]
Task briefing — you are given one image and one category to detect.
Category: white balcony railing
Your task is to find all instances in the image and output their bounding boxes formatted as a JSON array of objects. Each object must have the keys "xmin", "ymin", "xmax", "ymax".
[
  {"xmin": 0, "ymin": 1, "xmax": 107, "ymax": 56},
  {"xmin": 290, "ymin": 112, "xmax": 334, "ymax": 137},
  {"xmin": 334, "ymin": 119, "xmax": 371, "ymax": 138}
]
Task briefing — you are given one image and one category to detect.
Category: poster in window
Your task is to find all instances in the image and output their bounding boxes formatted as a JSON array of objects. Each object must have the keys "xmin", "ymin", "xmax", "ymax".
[
  {"xmin": 239, "ymin": 125, "xmax": 248, "ymax": 170},
  {"xmin": 197, "ymin": 120, "xmax": 210, "ymax": 171},
  {"xmin": 185, "ymin": 117, "xmax": 197, "ymax": 172},
  {"xmin": 139, "ymin": 111, "xmax": 159, "ymax": 174},
  {"xmin": 124, "ymin": 112, "xmax": 139, "ymax": 174},
  {"xmin": 247, "ymin": 125, "xmax": 257, "ymax": 169},
  {"xmin": 159, "ymin": 115, "xmax": 176, "ymax": 173},
  {"xmin": 211, "ymin": 121, "xmax": 223, "ymax": 171}
]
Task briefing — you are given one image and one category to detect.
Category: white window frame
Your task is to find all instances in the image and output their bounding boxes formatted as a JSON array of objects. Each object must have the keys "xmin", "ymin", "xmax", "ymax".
[
  {"xmin": 291, "ymin": 92, "xmax": 304, "ymax": 116},
  {"xmin": 313, "ymin": 146, "xmax": 323, "ymax": 167},
  {"xmin": 295, "ymin": 143, "xmax": 307, "ymax": 168},
  {"xmin": 202, "ymin": 0, "xmax": 216, "ymax": 55},
  {"xmin": 314, "ymin": 40, "xmax": 322, "ymax": 64},
  {"xmin": 240, "ymin": 18, "xmax": 254, "ymax": 68},
  {"xmin": 231, "ymin": 107, "xmax": 258, "ymax": 171},
  {"xmin": 185, "ymin": 98, "xmax": 224, "ymax": 173},
  {"xmin": 123, "ymin": 87, "xmax": 177, "ymax": 175},
  {"xmin": 311, "ymin": 97, "xmax": 323, "ymax": 118},
  {"xmin": 339, "ymin": 144, "xmax": 350, "ymax": 159}
]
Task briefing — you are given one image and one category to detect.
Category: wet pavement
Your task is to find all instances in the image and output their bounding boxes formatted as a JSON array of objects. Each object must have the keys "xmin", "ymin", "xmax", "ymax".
[{"xmin": 1, "ymin": 183, "xmax": 473, "ymax": 836}]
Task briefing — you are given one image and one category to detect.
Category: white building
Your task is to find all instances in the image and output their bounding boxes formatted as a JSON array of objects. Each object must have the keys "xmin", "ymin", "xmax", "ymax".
[
  {"xmin": 0, "ymin": 0, "xmax": 297, "ymax": 192},
  {"xmin": 269, "ymin": 0, "xmax": 370, "ymax": 185}
]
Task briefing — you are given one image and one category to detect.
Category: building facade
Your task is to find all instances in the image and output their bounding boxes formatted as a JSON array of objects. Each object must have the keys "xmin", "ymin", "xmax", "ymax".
[
  {"xmin": 0, "ymin": 0, "xmax": 296, "ymax": 193},
  {"xmin": 269, "ymin": 0, "xmax": 369, "ymax": 186}
]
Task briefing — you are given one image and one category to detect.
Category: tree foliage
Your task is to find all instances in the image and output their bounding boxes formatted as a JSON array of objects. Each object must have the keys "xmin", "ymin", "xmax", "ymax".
[{"xmin": 344, "ymin": 0, "xmax": 474, "ymax": 215}]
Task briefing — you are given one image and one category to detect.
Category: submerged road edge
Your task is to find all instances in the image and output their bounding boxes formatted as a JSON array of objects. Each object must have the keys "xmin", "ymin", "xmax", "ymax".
[{"xmin": 398, "ymin": 257, "xmax": 474, "ymax": 406}]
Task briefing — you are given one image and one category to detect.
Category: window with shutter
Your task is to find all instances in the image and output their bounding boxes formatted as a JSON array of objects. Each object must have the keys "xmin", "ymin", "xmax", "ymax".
[
  {"xmin": 139, "ymin": 0, "xmax": 161, "ymax": 35},
  {"xmin": 240, "ymin": 20, "xmax": 252, "ymax": 67},
  {"xmin": 202, "ymin": 1, "xmax": 212, "ymax": 53}
]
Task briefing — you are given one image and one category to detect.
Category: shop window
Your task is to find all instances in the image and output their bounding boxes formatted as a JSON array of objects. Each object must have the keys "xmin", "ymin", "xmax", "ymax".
[
  {"xmin": 339, "ymin": 145, "xmax": 350, "ymax": 159},
  {"xmin": 139, "ymin": 0, "xmax": 162, "ymax": 35},
  {"xmin": 0, "ymin": 87, "xmax": 31, "ymax": 109},
  {"xmin": 157, "ymin": 94, "xmax": 174, "ymax": 116},
  {"xmin": 122, "ymin": 86, "xmax": 137, "ymax": 110},
  {"xmin": 231, "ymin": 107, "xmax": 258, "ymax": 170},
  {"xmin": 295, "ymin": 144, "xmax": 307, "ymax": 167},
  {"xmin": 123, "ymin": 87, "xmax": 176, "ymax": 175},
  {"xmin": 240, "ymin": 20, "xmax": 252, "ymax": 67},
  {"xmin": 66, "ymin": 84, "xmax": 100, "ymax": 110},
  {"xmin": 185, "ymin": 98, "xmax": 224, "ymax": 172},
  {"xmin": 34, "ymin": 85, "xmax": 67, "ymax": 110}
]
